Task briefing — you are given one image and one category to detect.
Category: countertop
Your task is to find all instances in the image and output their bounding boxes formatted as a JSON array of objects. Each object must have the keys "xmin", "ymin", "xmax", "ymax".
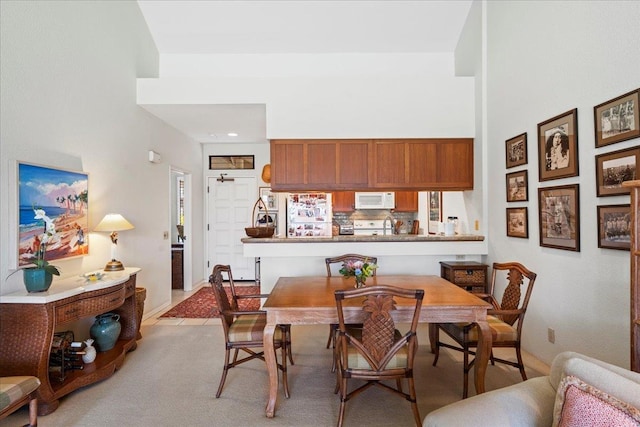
[
  {"xmin": 241, "ymin": 234, "xmax": 484, "ymax": 243},
  {"xmin": 0, "ymin": 267, "xmax": 140, "ymax": 304}
]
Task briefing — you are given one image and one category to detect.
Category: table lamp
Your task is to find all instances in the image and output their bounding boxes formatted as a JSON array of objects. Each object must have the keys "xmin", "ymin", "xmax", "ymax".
[{"xmin": 94, "ymin": 213, "xmax": 135, "ymax": 271}]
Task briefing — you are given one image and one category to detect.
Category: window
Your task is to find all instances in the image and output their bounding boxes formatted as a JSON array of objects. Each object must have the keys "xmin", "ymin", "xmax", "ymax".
[{"xmin": 209, "ymin": 155, "xmax": 255, "ymax": 170}]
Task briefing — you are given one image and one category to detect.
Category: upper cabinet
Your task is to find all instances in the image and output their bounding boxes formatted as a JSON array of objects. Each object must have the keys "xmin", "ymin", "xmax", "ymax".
[
  {"xmin": 270, "ymin": 138, "xmax": 473, "ymax": 191},
  {"xmin": 271, "ymin": 139, "xmax": 370, "ymax": 191},
  {"xmin": 371, "ymin": 139, "xmax": 473, "ymax": 190}
]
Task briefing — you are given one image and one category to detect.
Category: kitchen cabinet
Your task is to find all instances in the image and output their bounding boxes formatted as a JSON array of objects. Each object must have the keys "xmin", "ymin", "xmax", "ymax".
[
  {"xmin": 270, "ymin": 138, "xmax": 473, "ymax": 191},
  {"xmin": 372, "ymin": 139, "xmax": 473, "ymax": 190},
  {"xmin": 331, "ymin": 191, "xmax": 417, "ymax": 212},
  {"xmin": 332, "ymin": 191, "xmax": 355, "ymax": 212},
  {"xmin": 271, "ymin": 139, "xmax": 369, "ymax": 191},
  {"xmin": 394, "ymin": 191, "xmax": 418, "ymax": 212}
]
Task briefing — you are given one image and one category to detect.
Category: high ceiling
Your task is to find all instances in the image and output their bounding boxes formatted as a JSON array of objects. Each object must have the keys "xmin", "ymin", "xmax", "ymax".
[{"xmin": 136, "ymin": 0, "xmax": 473, "ymax": 142}]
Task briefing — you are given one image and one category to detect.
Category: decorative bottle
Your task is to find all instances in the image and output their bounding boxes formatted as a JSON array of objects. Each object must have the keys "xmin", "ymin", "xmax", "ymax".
[{"xmin": 82, "ymin": 339, "xmax": 97, "ymax": 363}]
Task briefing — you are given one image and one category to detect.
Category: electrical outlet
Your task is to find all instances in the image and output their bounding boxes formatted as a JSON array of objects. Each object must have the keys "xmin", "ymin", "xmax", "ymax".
[
  {"xmin": 474, "ymin": 220, "xmax": 479, "ymax": 231},
  {"xmin": 456, "ymin": 255, "xmax": 465, "ymax": 260},
  {"xmin": 548, "ymin": 328, "xmax": 555, "ymax": 344},
  {"xmin": 163, "ymin": 231, "xmax": 169, "ymax": 240}
]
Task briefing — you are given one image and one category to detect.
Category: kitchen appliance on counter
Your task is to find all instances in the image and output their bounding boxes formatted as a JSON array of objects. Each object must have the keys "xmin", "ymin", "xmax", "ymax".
[
  {"xmin": 338, "ymin": 223, "xmax": 354, "ymax": 235},
  {"xmin": 287, "ymin": 193, "xmax": 332, "ymax": 237},
  {"xmin": 354, "ymin": 192, "xmax": 395, "ymax": 210}
]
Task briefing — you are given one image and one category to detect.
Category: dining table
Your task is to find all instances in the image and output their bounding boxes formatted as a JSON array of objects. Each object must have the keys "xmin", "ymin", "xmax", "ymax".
[{"xmin": 261, "ymin": 275, "xmax": 493, "ymax": 418}]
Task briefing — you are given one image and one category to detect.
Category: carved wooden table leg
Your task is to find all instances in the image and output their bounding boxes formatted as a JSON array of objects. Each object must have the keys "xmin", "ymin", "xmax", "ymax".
[
  {"xmin": 263, "ymin": 323, "xmax": 278, "ymax": 418},
  {"xmin": 474, "ymin": 319, "xmax": 492, "ymax": 394}
]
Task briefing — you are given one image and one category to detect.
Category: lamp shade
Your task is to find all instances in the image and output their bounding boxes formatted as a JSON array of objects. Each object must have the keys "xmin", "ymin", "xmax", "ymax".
[{"xmin": 95, "ymin": 214, "xmax": 135, "ymax": 232}]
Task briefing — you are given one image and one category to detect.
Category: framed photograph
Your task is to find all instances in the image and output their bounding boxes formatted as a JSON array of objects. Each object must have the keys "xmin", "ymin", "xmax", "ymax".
[
  {"xmin": 505, "ymin": 132, "xmax": 528, "ymax": 169},
  {"xmin": 538, "ymin": 184, "xmax": 580, "ymax": 251},
  {"xmin": 594, "ymin": 88, "xmax": 639, "ymax": 148},
  {"xmin": 506, "ymin": 207, "xmax": 528, "ymax": 238},
  {"xmin": 597, "ymin": 204, "xmax": 631, "ymax": 251},
  {"xmin": 506, "ymin": 170, "xmax": 528, "ymax": 202},
  {"xmin": 596, "ymin": 146, "xmax": 640, "ymax": 197},
  {"xmin": 257, "ymin": 212, "xmax": 277, "ymax": 234},
  {"xmin": 538, "ymin": 109, "xmax": 579, "ymax": 181},
  {"xmin": 427, "ymin": 191, "xmax": 442, "ymax": 234},
  {"xmin": 259, "ymin": 186, "xmax": 278, "ymax": 211},
  {"xmin": 18, "ymin": 162, "xmax": 89, "ymax": 266}
]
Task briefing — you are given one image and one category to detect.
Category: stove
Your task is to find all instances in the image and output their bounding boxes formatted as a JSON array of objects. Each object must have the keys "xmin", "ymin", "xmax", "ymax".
[{"xmin": 353, "ymin": 219, "xmax": 387, "ymax": 236}]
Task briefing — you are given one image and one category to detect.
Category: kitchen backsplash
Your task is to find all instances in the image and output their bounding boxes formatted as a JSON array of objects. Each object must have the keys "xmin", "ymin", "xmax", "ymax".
[{"xmin": 333, "ymin": 210, "xmax": 417, "ymax": 233}]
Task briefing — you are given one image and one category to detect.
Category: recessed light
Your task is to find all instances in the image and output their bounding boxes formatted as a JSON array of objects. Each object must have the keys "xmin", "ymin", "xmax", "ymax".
[{"xmin": 227, "ymin": 132, "xmax": 238, "ymax": 137}]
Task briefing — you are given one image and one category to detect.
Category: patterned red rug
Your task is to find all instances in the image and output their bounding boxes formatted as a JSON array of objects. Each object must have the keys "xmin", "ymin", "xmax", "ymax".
[{"xmin": 159, "ymin": 285, "xmax": 261, "ymax": 318}]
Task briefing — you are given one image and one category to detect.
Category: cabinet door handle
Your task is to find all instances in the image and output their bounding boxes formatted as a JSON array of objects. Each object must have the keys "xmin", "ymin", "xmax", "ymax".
[
  {"xmin": 109, "ymin": 297, "xmax": 121, "ymax": 303},
  {"xmin": 65, "ymin": 308, "xmax": 80, "ymax": 315}
]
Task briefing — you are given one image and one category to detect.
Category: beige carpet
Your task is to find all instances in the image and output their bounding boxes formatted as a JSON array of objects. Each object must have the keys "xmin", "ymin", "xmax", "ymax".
[{"xmin": 3, "ymin": 323, "xmax": 549, "ymax": 427}]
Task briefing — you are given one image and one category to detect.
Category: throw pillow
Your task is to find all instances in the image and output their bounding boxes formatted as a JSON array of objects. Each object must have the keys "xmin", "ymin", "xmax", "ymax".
[{"xmin": 553, "ymin": 375, "xmax": 640, "ymax": 427}]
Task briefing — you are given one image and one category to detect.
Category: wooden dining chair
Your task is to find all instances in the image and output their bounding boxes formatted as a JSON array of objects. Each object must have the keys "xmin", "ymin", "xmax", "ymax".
[
  {"xmin": 325, "ymin": 254, "xmax": 378, "ymax": 372},
  {"xmin": 431, "ymin": 262, "xmax": 537, "ymax": 398},
  {"xmin": 214, "ymin": 264, "xmax": 293, "ymax": 365},
  {"xmin": 334, "ymin": 285, "xmax": 424, "ymax": 427},
  {"xmin": 208, "ymin": 264, "xmax": 292, "ymax": 398}
]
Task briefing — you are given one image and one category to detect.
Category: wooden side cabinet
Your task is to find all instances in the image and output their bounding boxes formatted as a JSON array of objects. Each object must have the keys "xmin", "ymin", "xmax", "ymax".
[
  {"xmin": 440, "ymin": 261, "xmax": 488, "ymax": 293},
  {"xmin": 0, "ymin": 269, "xmax": 140, "ymax": 415},
  {"xmin": 171, "ymin": 244, "xmax": 184, "ymax": 289},
  {"xmin": 623, "ymin": 180, "xmax": 640, "ymax": 372}
]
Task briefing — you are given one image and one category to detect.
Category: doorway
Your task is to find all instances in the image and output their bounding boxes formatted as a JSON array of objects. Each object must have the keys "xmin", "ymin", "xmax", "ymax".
[
  {"xmin": 170, "ymin": 168, "xmax": 193, "ymax": 291},
  {"xmin": 207, "ymin": 175, "xmax": 256, "ymax": 281}
]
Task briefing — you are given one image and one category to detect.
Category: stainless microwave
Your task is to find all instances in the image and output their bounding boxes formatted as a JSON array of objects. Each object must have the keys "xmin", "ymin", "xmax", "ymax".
[{"xmin": 354, "ymin": 192, "xmax": 395, "ymax": 210}]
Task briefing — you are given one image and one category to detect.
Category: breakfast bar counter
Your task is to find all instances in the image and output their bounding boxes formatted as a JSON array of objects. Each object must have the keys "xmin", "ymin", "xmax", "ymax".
[
  {"xmin": 241, "ymin": 234, "xmax": 484, "ymax": 243},
  {"xmin": 242, "ymin": 235, "xmax": 488, "ymax": 293}
]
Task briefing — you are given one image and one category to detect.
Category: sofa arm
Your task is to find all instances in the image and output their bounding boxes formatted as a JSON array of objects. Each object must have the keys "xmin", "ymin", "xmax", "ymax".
[{"xmin": 423, "ymin": 377, "xmax": 556, "ymax": 427}]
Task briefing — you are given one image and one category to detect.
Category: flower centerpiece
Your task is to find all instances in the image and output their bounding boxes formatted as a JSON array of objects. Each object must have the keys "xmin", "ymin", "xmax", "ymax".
[
  {"xmin": 23, "ymin": 208, "xmax": 61, "ymax": 292},
  {"xmin": 339, "ymin": 258, "xmax": 378, "ymax": 288}
]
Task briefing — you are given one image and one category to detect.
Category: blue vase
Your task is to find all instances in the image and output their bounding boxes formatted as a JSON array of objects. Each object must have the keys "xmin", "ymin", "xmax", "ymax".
[
  {"xmin": 23, "ymin": 268, "xmax": 53, "ymax": 293},
  {"xmin": 90, "ymin": 313, "xmax": 122, "ymax": 352}
]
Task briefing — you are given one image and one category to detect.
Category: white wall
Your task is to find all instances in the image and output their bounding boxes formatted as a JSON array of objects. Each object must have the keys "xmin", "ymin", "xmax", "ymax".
[
  {"xmin": 138, "ymin": 53, "xmax": 476, "ymax": 139},
  {"xmin": 0, "ymin": 1, "xmax": 204, "ymax": 317},
  {"xmin": 484, "ymin": 0, "xmax": 640, "ymax": 367}
]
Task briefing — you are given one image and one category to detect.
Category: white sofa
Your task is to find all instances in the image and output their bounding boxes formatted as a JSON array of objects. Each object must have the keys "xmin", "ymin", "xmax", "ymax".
[{"xmin": 423, "ymin": 351, "xmax": 640, "ymax": 427}]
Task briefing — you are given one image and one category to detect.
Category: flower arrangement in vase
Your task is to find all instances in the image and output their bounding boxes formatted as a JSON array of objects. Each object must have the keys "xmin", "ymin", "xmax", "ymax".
[
  {"xmin": 339, "ymin": 258, "xmax": 378, "ymax": 288},
  {"xmin": 22, "ymin": 208, "xmax": 61, "ymax": 292}
]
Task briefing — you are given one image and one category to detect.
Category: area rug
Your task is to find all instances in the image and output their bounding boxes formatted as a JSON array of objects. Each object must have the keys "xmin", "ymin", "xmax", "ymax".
[{"xmin": 159, "ymin": 285, "xmax": 260, "ymax": 318}]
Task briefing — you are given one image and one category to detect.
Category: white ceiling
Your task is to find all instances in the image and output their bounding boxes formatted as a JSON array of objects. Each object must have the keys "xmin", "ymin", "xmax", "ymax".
[{"xmin": 136, "ymin": 0, "xmax": 473, "ymax": 143}]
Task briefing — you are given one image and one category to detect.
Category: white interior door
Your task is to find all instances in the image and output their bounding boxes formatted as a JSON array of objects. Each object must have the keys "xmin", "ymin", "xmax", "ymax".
[{"xmin": 207, "ymin": 176, "xmax": 256, "ymax": 281}]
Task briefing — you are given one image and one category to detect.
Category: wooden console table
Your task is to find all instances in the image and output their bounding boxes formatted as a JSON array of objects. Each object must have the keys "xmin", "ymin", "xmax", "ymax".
[{"xmin": 0, "ymin": 268, "xmax": 140, "ymax": 415}]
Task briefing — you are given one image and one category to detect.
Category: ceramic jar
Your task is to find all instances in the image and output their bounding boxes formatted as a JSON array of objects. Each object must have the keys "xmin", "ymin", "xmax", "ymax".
[{"xmin": 90, "ymin": 313, "xmax": 121, "ymax": 352}]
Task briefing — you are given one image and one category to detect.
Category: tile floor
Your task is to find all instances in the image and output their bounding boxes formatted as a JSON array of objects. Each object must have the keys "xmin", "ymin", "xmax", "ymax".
[{"xmin": 141, "ymin": 284, "xmax": 222, "ymax": 327}]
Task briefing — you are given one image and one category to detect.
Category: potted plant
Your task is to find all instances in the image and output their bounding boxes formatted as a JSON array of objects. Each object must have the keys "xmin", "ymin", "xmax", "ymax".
[
  {"xmin": 339, "ymin": 258, "xmax": 378, "ymax": 288},
  {"xmin": 22, "ymin": 208, "xmax": 61, "ymax": 292}
]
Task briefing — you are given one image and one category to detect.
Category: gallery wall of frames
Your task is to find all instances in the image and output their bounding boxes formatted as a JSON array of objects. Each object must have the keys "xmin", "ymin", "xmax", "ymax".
[{"xmin": 505, "ymin": 88, "xmax": 639, "ymax": 252}]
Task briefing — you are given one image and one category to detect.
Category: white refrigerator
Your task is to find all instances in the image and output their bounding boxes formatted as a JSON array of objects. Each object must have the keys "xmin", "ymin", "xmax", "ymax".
[{"xmin": 286, "ymin": 193, "xmax": 332, "ymax": 238}]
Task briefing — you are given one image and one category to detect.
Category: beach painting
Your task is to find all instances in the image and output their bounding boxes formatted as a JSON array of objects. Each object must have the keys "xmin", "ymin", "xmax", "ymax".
[{"xmin": 18, "ymin": 163, "xmax": 89, "ymax": 266}]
